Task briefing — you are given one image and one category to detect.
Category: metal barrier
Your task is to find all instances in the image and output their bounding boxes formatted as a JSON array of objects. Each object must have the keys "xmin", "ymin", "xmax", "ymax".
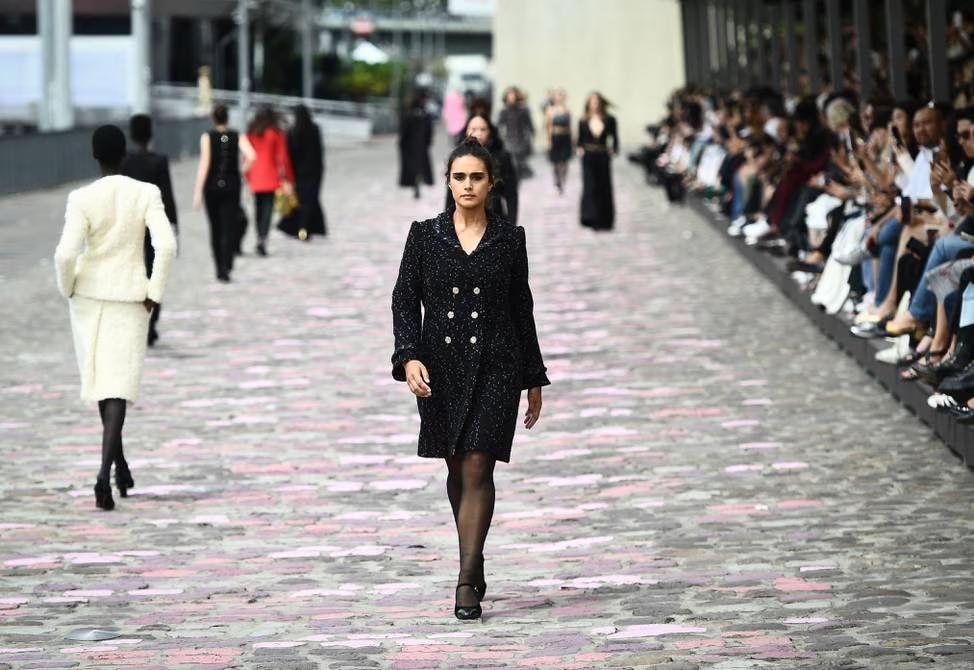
[
  {"xmin": 151, "ymin": 84, "xmax": 399, "ymax": 135},
  {"xmin": 0, "ymin": 116, "xmax": 210, "ymax": 197}
]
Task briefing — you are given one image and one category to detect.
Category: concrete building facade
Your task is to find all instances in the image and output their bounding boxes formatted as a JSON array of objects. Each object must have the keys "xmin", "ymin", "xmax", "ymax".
[{"xmin": 493, "ymin": 0, "xmax": 685, "ymax": 149}]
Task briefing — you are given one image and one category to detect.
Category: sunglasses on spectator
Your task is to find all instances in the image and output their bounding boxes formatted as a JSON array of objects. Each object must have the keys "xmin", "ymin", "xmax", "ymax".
[{"xmin": 959, "ymin": 130, "xmax": 974, "ymax": 140}]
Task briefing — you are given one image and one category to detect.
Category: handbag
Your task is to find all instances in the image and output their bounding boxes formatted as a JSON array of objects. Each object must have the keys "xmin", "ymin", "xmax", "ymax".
[{"xmin": 274, "ymin": 185, "xmax": 300, "ymax": 217}]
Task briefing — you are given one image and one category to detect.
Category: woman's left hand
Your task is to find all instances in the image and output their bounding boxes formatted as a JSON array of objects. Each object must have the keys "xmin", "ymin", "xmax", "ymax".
[{"xmin": 524, "ymin": 387, "xmax": 543, "ymax": 429}]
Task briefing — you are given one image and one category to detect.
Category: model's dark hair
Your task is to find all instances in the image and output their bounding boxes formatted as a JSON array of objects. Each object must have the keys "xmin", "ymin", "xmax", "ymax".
[
  {"xmin": 444, "ymin": 137, "xmax": 494, "ymax": 184},
  {"xmin": 212, "ymin": 104, "xmax": 229, "ymax": 125},
  {"xmin": 129, "ymin": 113, "xmax": 152, "ymax": 144},
  {"xmin": 463, "ymin": 112, "xmax": 500, "ymax": 144},
  {"xmin": 248, "ymin": 105, "xmax": 279, "ymax": 136},
  {"xmin": 290, "ymin": 104, "xmax": 317, "ymax": 146},
  {"xmin": 92, "ymin": 124, "xmax": 126, "ymax": 166}
]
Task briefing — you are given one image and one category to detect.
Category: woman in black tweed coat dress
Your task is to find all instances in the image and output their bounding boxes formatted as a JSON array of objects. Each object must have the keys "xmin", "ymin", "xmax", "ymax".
[{"xmin": 391, "ymin": 139, "xmax": 550, "ymax": 620}]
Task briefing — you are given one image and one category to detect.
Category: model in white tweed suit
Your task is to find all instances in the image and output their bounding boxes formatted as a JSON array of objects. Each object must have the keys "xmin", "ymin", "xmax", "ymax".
[{"xmin": 54, "ymin": 125, "xmax": 177, "ymax": 510}]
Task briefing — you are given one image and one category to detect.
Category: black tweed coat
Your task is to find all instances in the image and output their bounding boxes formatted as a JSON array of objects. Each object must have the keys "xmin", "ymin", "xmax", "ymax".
[{"xmin": 391, "ymin": 211, "xmax": 550, "ymax": 462}]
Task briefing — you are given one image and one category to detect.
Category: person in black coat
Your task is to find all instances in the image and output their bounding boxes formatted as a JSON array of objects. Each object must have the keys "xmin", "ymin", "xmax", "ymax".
[
  {"xmin": 392, "ymin": 139, "xmax": 550, "ymax": 620},
  {"xmin": 278, "ymin": 104, "xmax": 327, "ymax": 240},
  {"xmin": 120, "ymin": 114, "xmax": 178, "ymax": 345},
  {"xmin": 398, "ymin": 94, "xmax": 433, "ymax": 199},
  {"xmin": 578, "ymin": 92, "xmax": 619, "ymax": 231},
  {"xmin": 445, "ymin": 113, "xmax": 520, "ymax": 225}
]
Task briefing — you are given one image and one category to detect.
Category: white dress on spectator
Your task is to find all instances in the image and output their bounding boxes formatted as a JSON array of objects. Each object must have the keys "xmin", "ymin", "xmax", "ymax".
[{"xmin": 54, "ymin": 175, "xmax": 177, "ymax": 402}]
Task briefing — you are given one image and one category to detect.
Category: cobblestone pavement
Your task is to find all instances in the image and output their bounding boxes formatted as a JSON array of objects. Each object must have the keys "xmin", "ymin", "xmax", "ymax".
[{"xmin": 2, "ymin": 134, "xmax": 974, "ymax": 670}]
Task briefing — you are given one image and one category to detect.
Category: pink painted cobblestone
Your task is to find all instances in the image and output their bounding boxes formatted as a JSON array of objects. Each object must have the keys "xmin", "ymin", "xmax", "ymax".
[{"xmin": 2, "ymin": 137, "xmax": 974, "ymax": 668}]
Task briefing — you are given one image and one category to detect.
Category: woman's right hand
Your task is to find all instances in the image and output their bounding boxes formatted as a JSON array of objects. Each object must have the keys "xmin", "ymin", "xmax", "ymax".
[{"xmin": 404, "ymin": 360, "xmax": 432, "ymax": 397}]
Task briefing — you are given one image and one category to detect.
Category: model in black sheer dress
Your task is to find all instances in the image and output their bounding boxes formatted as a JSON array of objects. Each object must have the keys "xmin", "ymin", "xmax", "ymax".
[{"xmin": 577, "ymin": 92, "xmax": 619, "ymax": 231}]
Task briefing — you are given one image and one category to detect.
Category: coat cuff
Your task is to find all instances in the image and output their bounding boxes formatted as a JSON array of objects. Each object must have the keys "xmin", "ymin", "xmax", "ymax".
[
  {"xmin": 521, "ymin": 368, "xmax": 551, "ymax": 391},
  {"xmin": 391, "ymin": 348, "xmax": 418, "ymax": 382}
]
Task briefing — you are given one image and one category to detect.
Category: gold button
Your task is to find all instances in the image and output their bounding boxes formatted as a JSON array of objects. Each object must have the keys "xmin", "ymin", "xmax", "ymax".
[
  {"xmin": 445, "ymin": 336, "xmax": 452, "ymax": 344},
  {"xmin": 473, "ymin": 287, "xmax": 481, "ymax": 295},
  {"xmin": 469, "ymin": 336, "xmax": 477, "ymax": 344},
  {"xmin": 452, "ymin": 287, "xmax": 459, "ymax": 295},
  {"xmin": 448, "ymin": 311, "xmax": 455, "ymax": 319},
  {"xmin": 471, "ymin": 311, "xmax": 478, "ymax": 319}
]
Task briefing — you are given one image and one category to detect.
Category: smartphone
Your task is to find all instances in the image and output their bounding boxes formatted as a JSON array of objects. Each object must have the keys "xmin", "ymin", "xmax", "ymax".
[{"xmin": 901, "ymin": 195, "xmax": 912, "ymax": 226}]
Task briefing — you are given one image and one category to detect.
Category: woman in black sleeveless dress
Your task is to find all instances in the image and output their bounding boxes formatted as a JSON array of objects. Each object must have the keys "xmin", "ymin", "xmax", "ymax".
[
  {"xmin": 192, "ymin": 105, "xmax": 255, "ymax": 281},
  {"xmin": 578, "ymin": 92, "xmax": 619, "ymax": 231}
]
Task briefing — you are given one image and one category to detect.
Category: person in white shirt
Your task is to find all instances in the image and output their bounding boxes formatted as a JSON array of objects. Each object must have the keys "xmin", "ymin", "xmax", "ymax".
[{"xmin": 54, "ymin": 125, "xmax": 177, "ymax": 511}]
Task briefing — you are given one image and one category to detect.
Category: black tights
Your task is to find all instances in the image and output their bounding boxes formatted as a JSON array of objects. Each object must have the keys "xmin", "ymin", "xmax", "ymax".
[
  {"xmin": 445, "ymin": 451, "xmax": 496, "ymax": 606},
  {"xmin": 97, "ymin": 399, "xmax": 127, "ymax": 481},
  {"xmin": 553, "ymin": 162, "xmax": 568, "ymax": 190}
]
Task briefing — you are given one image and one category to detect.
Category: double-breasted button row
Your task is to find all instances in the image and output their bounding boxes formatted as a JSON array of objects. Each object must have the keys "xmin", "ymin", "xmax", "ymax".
[
  {"xmin": 445, "ymin": 335, "xmax": 479, "ymax": 344},
  {"xmin": 445, "ymin": 287, "xmax": 481, "ymax": 345}
]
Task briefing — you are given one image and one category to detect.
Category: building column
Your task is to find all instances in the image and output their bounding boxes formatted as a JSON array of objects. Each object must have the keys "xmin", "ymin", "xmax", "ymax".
[
  {"xmin": 301, "ymin": 0, "xmax": 314, "ymax": 99},
  {"xmin": 927, "ymin": 0, "xmax": 949, "ymax": 101},
  {"xmin": 237, "ymin": 0, "xmax": 251, "ymax": 119},
  {"xmin": 38, "ymin": 0, "xmax": 74, "ymax": 130},
  {"xmin": 131, "ymin": 0, "xmax": 151, "ymax": 115},
  {"xmin": 825, "ymin": 0, "xmax": 842, "ymax": 89},
  {"xmin": 852, "ymin": 0, "xmax": 871, "ymax": 100},
  {"xmin": 802, "ymin": 0, "xmax": 820, "ymax": 93},
  {"xmin": 885, "ymin": 0, "xmax": 907, "ymax": 99}
]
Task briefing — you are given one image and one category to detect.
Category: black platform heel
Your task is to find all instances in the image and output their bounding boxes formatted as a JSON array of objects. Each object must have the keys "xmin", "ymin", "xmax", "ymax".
[
  {"xmin": 454, "ymin": 584, "xmax": 482, "ymax": 620},
  {"xmin": 94, "ymin": 478, "xmax": 115, "ymax": 511},
  {"xmin": 115, "ymin": 460, "xmax": 134, "ymax": 498}
]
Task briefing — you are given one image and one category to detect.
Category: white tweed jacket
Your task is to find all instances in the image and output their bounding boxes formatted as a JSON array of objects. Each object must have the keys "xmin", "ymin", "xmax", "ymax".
[{"xmin": 54, "ymin": 175, "xmax": 177, "ymax": 303}]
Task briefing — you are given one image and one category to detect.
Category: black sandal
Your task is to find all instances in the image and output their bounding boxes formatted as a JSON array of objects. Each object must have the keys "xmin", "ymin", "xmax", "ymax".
[{"xmin": 900, "ymin": 349, "xmax": 947, "ymax": 381}]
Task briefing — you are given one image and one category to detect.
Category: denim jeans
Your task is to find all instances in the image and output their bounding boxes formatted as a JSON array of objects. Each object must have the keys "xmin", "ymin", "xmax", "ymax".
[
  {"xmin": 909, "ymin": 234, "xmax": 974, "ymax": 321},
  {"xmin": 731, "ymin": 174, "xmax": 745, "ymax": 220},
  {"xmin": 874, "ymin": 218, "xmax": 902, "ymax": 307}
]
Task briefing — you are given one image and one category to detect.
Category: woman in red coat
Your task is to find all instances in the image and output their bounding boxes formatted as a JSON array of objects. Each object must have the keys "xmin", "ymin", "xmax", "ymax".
[{"xmin": 245, "ymin": 106, "xmax": 295, "ymax": 256}]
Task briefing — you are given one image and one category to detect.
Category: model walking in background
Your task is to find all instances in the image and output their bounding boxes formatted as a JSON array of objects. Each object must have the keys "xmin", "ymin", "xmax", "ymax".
[
  {"xmin": 246, "ymin": 105, "xmax": 295, "ymax": 256},
  {"xmin": 497, "ymin": 87, "xmax": 535, "ymax": 178},
  {"xmin": 392, "ymin": 138, "xmax": 549, "ymax": 619},
  {"xmin": 121, "ymin": 113, "xmax": 178, "ymax": 345},
  {"xmin": 399, "ymin": 93, "xmax": 434, "ymax": 199},
  {"xmin": 578, "ymin": 92, "xmax": 619, "ymax": 231},
  {"xmin": 193, "ymin": 105, "xmax": 255, "ymax": 281},
  {"xmin": 54, "ymin": 126, "xmax": 177, "ymax": 510},
  {"xmin": 544, "ymin": 89, "xmax": 573, "ymax": 194},
  {"xmin": 278, "ymin": 104, "xmax": 327, "ymax": 241}
]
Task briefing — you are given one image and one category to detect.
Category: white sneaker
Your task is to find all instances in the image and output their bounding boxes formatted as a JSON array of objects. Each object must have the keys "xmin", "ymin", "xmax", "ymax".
[
  {"xmin": 744, "ymin": 217, "xmax": 771, "ymax": 245},
  {"xmin": 875, "ymin": 335, "xmax": 913, "ymax": 365},
  {"xmin": 727, "ymin": 216, "xmax": 748, "ymax": 237}
]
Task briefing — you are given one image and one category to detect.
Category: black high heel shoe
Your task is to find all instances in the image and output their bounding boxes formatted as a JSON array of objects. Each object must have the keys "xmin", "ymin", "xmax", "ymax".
[
  {"xmin": 474, "ymin": 555, "xmax": 487, "ymax": 601},
  {"xmin": 94, "ymin": 478, "xmax": 115, "ymax": 511},
  {"xmin": 454, "ymin": 584, "xmax": 482, "ymax": 620},
  {"xmin": 115, "ymin": 460, "xmax": 134, "ymax": 498}
]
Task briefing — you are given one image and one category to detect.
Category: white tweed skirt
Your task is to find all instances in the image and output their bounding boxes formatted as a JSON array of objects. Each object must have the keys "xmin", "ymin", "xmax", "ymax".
[{"xmin": 69, "ymin": 296, "xmax": 150, "ymax": 402}]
